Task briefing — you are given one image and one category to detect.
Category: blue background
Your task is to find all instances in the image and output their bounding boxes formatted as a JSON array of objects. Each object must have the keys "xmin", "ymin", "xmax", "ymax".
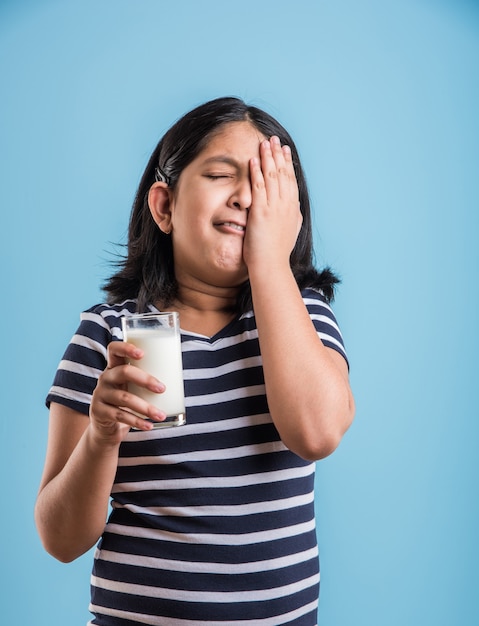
[{"xmin": 1, "ymin": 1, "xmax": 478, "ymax": 624}]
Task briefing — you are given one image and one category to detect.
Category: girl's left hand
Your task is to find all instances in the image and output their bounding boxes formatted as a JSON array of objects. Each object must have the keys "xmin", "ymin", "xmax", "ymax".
[{"xmin": 243, "ymin": 136, "xmax": 303, "ymax": 272}]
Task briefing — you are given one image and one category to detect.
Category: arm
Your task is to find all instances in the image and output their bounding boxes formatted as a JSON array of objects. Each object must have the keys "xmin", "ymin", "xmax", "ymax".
[
  {"xmin": 35, "ymin": 341, "xmax": 167, "ymax": 562},
  {"xmin": 244, "ymin": 137, "xmax": 355, "ymax": 461},
  {"xmin": 35, "ymin": 403, "xmax": 121, "ymax": 562}
]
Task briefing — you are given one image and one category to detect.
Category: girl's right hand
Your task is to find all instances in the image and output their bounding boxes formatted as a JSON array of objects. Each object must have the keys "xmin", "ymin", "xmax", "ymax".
[{"xmin": 89, "ymin": 341, "xmax": 167, "ymax": 444}]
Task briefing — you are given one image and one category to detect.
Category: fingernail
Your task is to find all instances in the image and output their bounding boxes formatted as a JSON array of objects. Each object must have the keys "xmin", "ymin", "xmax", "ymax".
[
  {"xmin": 271, "ymin": 135, "xmax": 280, "ymax": 145},
  {"xmin": 152, "ymin": 381, "xmax": 166, "ymax": 392}
]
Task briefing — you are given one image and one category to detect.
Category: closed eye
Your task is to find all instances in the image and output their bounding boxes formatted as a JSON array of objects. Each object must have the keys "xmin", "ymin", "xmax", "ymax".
[{"xmin": 204, "ymin": 174, "xmax": 234, "ymax": 180}]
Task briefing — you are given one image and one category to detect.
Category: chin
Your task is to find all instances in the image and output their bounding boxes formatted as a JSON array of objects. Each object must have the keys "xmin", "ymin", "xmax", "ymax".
[
  {"xmin": 210, "ymin": 266, "xmax": 248, "ymax": 288},
  {"xmin": 213, "ymin": 257, "xmax": 247, "ymax": 281}
]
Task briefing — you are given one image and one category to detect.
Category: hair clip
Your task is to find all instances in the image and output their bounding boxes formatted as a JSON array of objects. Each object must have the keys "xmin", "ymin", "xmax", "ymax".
[{"xmin": 154, "ymin": 166, "xmax": 171, "ymax": 186}]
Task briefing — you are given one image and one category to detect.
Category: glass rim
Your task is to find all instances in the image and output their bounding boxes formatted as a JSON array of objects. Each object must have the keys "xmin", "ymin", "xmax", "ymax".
[{"xmin": 123, "ymin": 311, "xmax": 179, "ymax": 321}]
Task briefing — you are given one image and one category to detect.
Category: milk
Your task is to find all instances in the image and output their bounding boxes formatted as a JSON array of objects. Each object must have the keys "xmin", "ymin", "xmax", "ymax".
[{"xmin": 125, "ymin": 326, "xmax": 185, "ymax": 419}]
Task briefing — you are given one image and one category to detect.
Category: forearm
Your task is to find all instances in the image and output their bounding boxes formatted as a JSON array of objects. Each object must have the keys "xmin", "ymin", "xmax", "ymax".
[
  {"xmin": 250, "ymin": 263, "xmax": 355, "ymax": 461},
  {"xmin": 35, "ymin": 426, "xmax": 120, "ymax": 562},
  {"xmin": 36, "ymin": 340, "xmax": 165, "ymax": 562}
]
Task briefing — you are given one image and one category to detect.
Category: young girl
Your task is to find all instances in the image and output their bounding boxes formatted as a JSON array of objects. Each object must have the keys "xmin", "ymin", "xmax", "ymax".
[{"xmin": 35, "ymin": 97, "xmax": 355, "ymax": 625}]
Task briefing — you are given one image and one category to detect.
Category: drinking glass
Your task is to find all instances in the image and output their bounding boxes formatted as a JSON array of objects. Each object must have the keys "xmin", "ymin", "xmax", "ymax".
[{"xmin": 121, "ymin": 312, "xmax": 186, "ymax": 428}]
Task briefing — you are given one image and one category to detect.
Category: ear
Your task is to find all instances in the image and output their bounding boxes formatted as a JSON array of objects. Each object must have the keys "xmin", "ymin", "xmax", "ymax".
[{"xmin": 148, "ymin": 182, "xmax": 174, "ymax": 234}]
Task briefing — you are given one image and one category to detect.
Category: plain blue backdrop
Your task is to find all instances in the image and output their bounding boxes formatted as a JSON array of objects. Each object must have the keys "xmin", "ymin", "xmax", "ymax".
[{"xmin": 1, "ymin": 1, "xmax": 478, "ymax": 624}]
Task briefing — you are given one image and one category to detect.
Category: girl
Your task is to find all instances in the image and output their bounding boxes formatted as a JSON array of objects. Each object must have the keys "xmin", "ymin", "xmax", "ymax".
[{"xmin": 35, "ymin": 96, "xmax": 355, "ymax": 625}]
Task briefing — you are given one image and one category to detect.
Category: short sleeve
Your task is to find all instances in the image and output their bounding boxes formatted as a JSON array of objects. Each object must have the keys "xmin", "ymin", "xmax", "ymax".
[
  {"xmin": 45, "ymin": 302, "xmax": 129, "ymax": 415},
  {"xmin": 302, "ymin": 288, "xmax": 349, "ymax": 368}
]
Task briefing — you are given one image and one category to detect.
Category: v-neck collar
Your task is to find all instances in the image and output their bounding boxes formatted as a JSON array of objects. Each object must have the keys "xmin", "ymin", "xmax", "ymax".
[{"xmin": 147, "ymin": 303, "xmax": 245, "ymax": 344}]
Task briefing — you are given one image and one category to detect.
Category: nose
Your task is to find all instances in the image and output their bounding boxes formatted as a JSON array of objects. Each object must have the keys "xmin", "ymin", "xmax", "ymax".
[{"xmin": 229, "ymin": 178, "xmax": 252, "ymax": 212}]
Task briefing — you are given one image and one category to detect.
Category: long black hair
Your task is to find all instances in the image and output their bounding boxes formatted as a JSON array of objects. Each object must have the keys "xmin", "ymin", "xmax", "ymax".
[{"xmin": 104, "ymin": 96, "xmax": 339, "ymax": 312}]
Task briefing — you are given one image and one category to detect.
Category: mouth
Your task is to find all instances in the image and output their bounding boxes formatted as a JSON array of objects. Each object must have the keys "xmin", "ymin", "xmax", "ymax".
[{"xmin": 214, "ymin": 221, "xmax": 246, "ymax": 233}]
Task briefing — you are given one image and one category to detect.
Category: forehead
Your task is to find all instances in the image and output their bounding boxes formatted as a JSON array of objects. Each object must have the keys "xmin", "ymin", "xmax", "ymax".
[{"xmin": 197, "ymin": 121, "xmax": 266, "ymax": 162}]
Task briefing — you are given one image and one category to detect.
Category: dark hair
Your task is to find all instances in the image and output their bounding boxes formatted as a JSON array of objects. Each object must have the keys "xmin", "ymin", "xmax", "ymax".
[{"xmin": 104, "ymin": 96, "xmax": 339, "ymax": 312}]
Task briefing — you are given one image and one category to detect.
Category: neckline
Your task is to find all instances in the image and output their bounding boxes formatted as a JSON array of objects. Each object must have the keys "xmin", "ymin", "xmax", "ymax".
[{"xmin": 147, "ymin": 303, "xmax": 244, "ymax": 343}]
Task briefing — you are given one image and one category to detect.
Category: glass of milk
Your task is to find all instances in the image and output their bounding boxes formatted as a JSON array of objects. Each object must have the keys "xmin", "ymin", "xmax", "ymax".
[{"xmin": 121, "ymin": 312, "xmax": 186, "ymax": 428}]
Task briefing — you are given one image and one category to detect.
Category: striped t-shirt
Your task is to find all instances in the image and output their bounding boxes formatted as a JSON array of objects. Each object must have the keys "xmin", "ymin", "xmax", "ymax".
[{"xmin": 46, "ymin": 288, "xmax": 347, "ymax": 626}]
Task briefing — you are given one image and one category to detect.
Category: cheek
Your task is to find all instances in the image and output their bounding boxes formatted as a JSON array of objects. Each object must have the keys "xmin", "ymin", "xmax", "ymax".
[{"xmin": 171, "ymin": 205, "xmax": 203, "ymax": 235}]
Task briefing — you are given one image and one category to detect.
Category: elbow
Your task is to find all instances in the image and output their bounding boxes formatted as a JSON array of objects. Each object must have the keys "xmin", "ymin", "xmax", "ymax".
[
  {"xmin": 290, "ymin": 397, "xmax": 356, "ymax": 462},
  {"xmin": 44, "ymin": 538, "xmax": 83, "ymax": 563},
  {"xmin": 35, "ymin": 524, "xmax": 75, "ymax": 564},
  {"xmin": 34, "ymin": 505, "xmax": 89, "ymax": 564},
  {"xmin": 37, "ymin": 532, "xmax": 90, "ymax": 563},
  {"xmin": 294, "ymin": 431, "xmax": 342, "ymax": 462},
  {"xmin": 45, "ymin": 545, "xmax": 78, "ymax": 564}
]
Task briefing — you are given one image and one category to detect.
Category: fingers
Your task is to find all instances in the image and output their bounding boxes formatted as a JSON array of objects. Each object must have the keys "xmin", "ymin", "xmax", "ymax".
[
  {"xmin": 92, "ymin": 394, "xmax": 161, "ymax": 434},
  {"xmin": 90, "ymin": 341, "xmax": 167, "ymax": 433},
  {"xmin": 106, "ymin": 338, "xmax": 143, "ymax": 369},
  {"xmin": 106, "ymin": 342, "xmax": 165, "ymax": 392},
  {"xmin": 266, "ymin": 136, "xmax": 296, "ymax": 200},
  {"xmin": 279, "ymin": 144, "xmax": 298, "ymax": 201},
  {"xmin": 95, "ymin": 380, "xmax": 166, "ymax": 431},
  {"xmin": 250, "ymin": 136, "xmax": 299, "ymax": 209},
  {"xmin": 245, "ymin": 136, "xmax": 302, "ymax": 271}
]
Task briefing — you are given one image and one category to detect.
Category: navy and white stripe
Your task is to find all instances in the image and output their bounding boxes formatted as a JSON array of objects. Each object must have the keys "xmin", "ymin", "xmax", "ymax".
[{"xmin": 46, "ymin": 288, "xmax": 347, "ymax": 626}]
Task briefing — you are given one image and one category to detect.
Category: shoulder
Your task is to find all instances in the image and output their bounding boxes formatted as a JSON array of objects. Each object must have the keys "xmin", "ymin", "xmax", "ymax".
[
  {"xmin": 81, "ymin": 300, "xmax": 139, "ymax": 330},
  {"xmin": 83, "ymin": 299, "xmax": 140, "ymax": 319},
  {"xmin": 63, "ymin": 300, "xmax": 138, "ymax": 353},
  {"xmin": 301, "ymin": 287, "xmax": 335, "ymax": 313},
  {"xmin": 301, "ymin": 287, "xmax": 348, "ymax": 362},
  {"xmin": 301, "ymin": 286, "xmax": 341, "ymax": 325}
]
